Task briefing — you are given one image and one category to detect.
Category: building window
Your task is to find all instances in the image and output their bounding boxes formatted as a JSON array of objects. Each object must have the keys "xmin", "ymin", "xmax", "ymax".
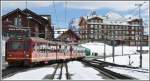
[
  {"xmin": 132, "ymin": 31, "xmax": 134, "ymax": 35},
  {"xmin": 85, "ymin": 35, "xmax": 87, "ymax": 38},
  {"xmin": 14, "ymin": 17, "xmax": 22, "ymax": 26},
  {"xmin": 135, "ymin": 27, "xmax": 138, "ymax": 31},
  {"xmin": 6, "ymin": 18, "xmax": 9, "ymax": 22},
  {"xmin": 90, "ymin": 25, "xmax": 93, "ymax": 28},
  {"xmin": 90, "ymin": 20, "xmax": 93, "ymax": 23},
  {"xmin": 126, "ymin": 31, "xmax": 129, "ymax": 34},
  {"xmin": 99, "ymin": 35, "xmax": 101, "ymax": 38},
  {"xmin": 95, "ymin": 35, "xmax": 98, "ymax": 39},
  {"xmin": 115, "ymin": 31, "xmax": 118, "ymax": 34},
  {"xmin": 99, "ymin": 25, "xmax": 102, "ymax": 29},
  {"xmin": 132, "ymin": 36, "xmax": 135, "ymax": 40},
  {"xmin": 132, "ymin": 27, "xmax": 135, "ymax": 30},
  {"xmin": 90, "ymin": 34, "xmax": 94, "ymax": 38},
  {"xmin": 95, "ymin": 25, "xmax": 98, "ymax": 29},
  {"xmin": 91, "ymin": 30, "xmax": 94, "ymax": 33}
]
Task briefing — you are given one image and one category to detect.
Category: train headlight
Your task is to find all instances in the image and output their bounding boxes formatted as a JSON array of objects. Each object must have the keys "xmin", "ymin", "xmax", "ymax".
[{"xmin": 26, "ymin": 54, "xmax": 29, "ymax": 57}]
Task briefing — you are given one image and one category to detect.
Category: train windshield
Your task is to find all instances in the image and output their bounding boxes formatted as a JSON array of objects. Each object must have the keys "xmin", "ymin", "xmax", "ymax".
[
  {"xmin": 8, "ymin": 41, "xmax": 29, "ymax": 50},
  {"xmin": 10, "ymin": 41, "xmax": 24, "ymax": 50}
]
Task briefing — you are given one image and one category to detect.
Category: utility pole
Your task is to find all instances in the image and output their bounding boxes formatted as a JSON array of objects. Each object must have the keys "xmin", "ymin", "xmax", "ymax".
[
  {"xmin": 56, "ymin": 43, "xmax": 58, "ymax": 60},
  {"xmin": 112, "ymin": 28, "xmax": 115, "ymax": 63},
  {"xmin": 103, "ymin": 30, "xmax": 106, "ymax": 61},
  {"xmin": 136, "ymin": 35, "xmax": 139, "ymax": 52},
  {"xmin": 122, "ymin": 36, "xmax": 124, "ymax": 56},
  {"xmin": 135, "ymin": 2, "xmax": 145, "ymax": 68},
  {"xmin": 26, "ymin": 0, "xmax": 30, "ymax": 37}
]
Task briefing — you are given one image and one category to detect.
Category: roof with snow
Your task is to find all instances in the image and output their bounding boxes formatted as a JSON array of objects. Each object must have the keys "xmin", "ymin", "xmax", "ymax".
[
  {"xmin": 54, "ymin": 28, "xmax": 68, "ymax": 38},
  {"xmin": 78, "ymin": 11, "xmax": 144, "ymax": 26},
  {"xmin": 69, "ymin": 11, "xmax": 148, "ymax": 34}
]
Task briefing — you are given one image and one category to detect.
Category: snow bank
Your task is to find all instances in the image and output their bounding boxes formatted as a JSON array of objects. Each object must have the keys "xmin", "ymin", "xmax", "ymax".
[
  {"xmin": 81, "ymin": 42, "xmax": 149, "ymax": 56},
  {"xmin": 4, "ymin": 67, "xmax": 54, "ymax": 80},
  {"xmin": 68, "ymin": 61, "xmax": 104, "ymax": 80}
]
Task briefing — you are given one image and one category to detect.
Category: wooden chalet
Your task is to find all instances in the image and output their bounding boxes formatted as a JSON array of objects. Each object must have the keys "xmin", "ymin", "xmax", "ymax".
[
  {"xmin": 2, "ymin": 8, "xmax": 54, "ymax": 40},
  {"xmin": 56, "ymin": 29, "xmax": 80, "ymax": 43}
]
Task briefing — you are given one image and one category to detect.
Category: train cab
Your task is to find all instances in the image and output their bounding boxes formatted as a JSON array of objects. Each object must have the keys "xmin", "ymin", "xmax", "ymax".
[{"xmin": 5, "ymin": 37, "xmax": 31, "ymax": 66}]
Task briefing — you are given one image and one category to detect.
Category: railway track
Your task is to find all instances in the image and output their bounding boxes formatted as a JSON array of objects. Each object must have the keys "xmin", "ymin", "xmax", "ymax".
[
  {"xmin": 2, "ymin": 66, "xmax": 30, "ymax": 79},
  {"xmin": 81, "ymin": 59, "xmax": 137, "ymax": 79},
  {"xmin": 51, "ymin": 62, "xmax": 71, "ymax": 80},
  {"xmin": 92, "ymin": 59, "xmax": 140, "ymax": 69},
  {"xmin": 2, "ymin": 63, "xmax": 54, "ymax": 79}
]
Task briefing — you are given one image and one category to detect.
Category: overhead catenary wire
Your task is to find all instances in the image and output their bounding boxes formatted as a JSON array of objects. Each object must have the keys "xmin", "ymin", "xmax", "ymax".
[
  {"xmin": 52, "ymin": 0, "xmax": 59, "ymax": 27},
  {"xmin": 65, "ymin": 1, "xmax": 67, "ymax": 25},
  {"xmin": 134, "ymin": 1, "xmax": 146, "ymax": 68}
]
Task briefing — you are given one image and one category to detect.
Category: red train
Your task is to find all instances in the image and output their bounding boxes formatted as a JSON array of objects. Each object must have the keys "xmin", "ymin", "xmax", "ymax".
[{"xmin": 5, "ymin": 37, "xmax": 85, "ymax": 66}]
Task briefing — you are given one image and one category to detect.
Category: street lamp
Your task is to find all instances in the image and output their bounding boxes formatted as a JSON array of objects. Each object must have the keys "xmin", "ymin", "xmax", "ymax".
[
  {"xmin": 135, "ymin": 3, "xmax": 145, "ymax": 68},
  {"xmin": 136, "ymin": 35, "xmax": 139, "ymax": 52},
  {"xmin": 121, "ymin": 40, "xmax": 124, "ymax": 56}
]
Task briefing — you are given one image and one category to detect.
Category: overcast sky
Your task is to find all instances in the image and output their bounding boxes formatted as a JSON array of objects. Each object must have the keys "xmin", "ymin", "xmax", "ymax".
[{"xmin": 1, "ymin": 1, "xmax": 149, "ymax": 33}]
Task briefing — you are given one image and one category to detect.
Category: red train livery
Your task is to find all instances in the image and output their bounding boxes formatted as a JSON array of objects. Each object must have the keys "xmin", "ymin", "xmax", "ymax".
[{"xmin": 5, "ymin": 37, "xmax": 85, "ymax": 66}]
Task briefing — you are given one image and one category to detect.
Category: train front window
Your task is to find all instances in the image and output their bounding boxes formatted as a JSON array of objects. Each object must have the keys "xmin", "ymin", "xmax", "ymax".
[{"xmin": 11, "ymin": 42, "xmax": 24, "ymax": 50}]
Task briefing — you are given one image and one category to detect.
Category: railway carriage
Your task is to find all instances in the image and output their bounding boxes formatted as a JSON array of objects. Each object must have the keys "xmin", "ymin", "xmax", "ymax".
[{"xmin": 5, "ymin": 37, "xmax": 85, "ymax": 66}]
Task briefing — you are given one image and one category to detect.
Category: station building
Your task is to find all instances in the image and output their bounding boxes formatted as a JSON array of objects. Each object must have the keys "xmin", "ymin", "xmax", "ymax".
[{"xmin": 2, "ymin": 8, "xmax": 54, "ymax": 40}]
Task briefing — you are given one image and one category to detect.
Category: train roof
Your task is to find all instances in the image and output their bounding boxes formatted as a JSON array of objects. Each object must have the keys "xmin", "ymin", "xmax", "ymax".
[
  {"xmin": 30, "ymin": 37, "xmax": 50, "ymax": 43},
  {"xmin": 30, "ymin": 37, "xmax": 68, "ymax": 45},
  {"xmin": 7, "ymin": 37, "xmax": 79, "ymax": 45}
]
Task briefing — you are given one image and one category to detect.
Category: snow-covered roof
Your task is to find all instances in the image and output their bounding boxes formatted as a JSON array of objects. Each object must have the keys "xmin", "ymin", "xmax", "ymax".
[
  {"xmin": 81, "ymin": 12, "xmax": 131, "ymax": 25},
  {"xmin": 42, "ymin": 16, "xmax": 48, "ymax": 20},
  {"xmin": 83, "ymin": 15, "xmax": 103, "ymax": 20},
  {"xmin": 102, "ymin": 19, "xmax": 129, "ymax": 25},
  {"xmin": 54, "ymin": 28, "xmax": 68, "ymax": 38},
  {"xmin": 54, "ymin": 33, "xmax": 61, "ymax": 39},
  {"xmin": 105, "ymin": 11, "xmax": 125, "ymax": 20},
  {"xmin": 54, "ymin": 28, "xmax": 68, "ymax": 32}
]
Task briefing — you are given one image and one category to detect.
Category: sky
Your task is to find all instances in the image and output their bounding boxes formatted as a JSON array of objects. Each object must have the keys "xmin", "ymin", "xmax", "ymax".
[{"xmin": 1, "ymin": 1, "xmax": 149, "ymax": 33}]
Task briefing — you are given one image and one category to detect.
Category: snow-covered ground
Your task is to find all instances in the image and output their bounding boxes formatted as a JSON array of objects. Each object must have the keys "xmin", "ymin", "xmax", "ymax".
[
  {"xmin": 101, "ymin": 54, "xmax": 149, "ymax": 80},
  {"xmin": 3, "ymin": 61, "xmax": 104, "ymax": 80},
  {"xmin": 68, "ymin": 61, "xmax": 104, "ymax": 80},
  {"xmin": 81, "ymin": 42, "xmax": 149, "ymax": 80},
  {"xmin": 100, "ymin": 54, "xmax": 149, "ymax": 69},
  {"xmin": 80, "ymin": 42, "xmax": 149, "ymax": 56},
  {"xmin": 105, "ymin": 66, "xmax": 149, "ymax": 80}
]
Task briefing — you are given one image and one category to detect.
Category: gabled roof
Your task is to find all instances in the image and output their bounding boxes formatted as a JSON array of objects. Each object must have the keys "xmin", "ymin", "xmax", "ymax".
[
  {"xmin": 2, "ymin": 8, "xmax": 50, "ymax": 26},
  {"xmin": 2, "ymin": 8, "xmax": 27, "ymax": 20},
  {"xmin": 22, "ymin": 8, "xmax": 48, "ymax": 23},
  {"xmin": 54, "ymin": 28, "xmax": 68, "ymax": 38},
  {"xmin": 79, "ymin": 17, "xmax": 87, "ymax": 26},
  {"xmin": 87, "ymin": 16, "xmax": 103, "ymax": 20},
  {"xmin": 127, "ymin": 18, "xmax": 142, "ymax": 23},
  {"xmin": 83, "ymin": 15, "xmax": 103, "ymax": 20},
  {"xmin": 57, "ymin": 29, "xmax": 80, "ymax": 40}
]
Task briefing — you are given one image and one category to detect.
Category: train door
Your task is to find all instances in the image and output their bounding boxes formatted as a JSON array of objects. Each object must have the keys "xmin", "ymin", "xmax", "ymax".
[{"xmin": 23, "ymin": 39, "xmax": 30, "ymax": 65}]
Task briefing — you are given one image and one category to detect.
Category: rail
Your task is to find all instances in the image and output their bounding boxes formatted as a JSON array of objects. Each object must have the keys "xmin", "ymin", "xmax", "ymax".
[{"xmin": 81, "ymin": 59, "xmax": 137, "ymax": 79}]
